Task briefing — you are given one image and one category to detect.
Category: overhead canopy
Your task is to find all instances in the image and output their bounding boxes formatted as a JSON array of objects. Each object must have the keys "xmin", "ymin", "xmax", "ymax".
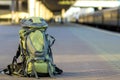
[
  {"xmin": 41, "ymin": 0, "xmax": 76, "ymax": 12},
  {"xmin": 0, "ymin": 0, "xmax": 76, "ymax": 15}
]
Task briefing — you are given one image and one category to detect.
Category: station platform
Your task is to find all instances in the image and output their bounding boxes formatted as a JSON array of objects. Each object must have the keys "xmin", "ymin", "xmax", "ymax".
[{"xmin": 0, "ymin": 23, "xmax": 120, "ymax": 80}]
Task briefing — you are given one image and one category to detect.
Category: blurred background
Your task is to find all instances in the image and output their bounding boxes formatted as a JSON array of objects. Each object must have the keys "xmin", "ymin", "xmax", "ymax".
[
  {"xmin": 1, "ymin": 1, "xmax": 120, "ymax": 79},
  {"xmin": 0, "ymin": 0, "xmax": 120, "ymax": 25}
]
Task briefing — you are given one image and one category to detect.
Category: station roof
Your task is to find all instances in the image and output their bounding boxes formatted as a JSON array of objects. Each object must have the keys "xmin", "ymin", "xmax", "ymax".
[
  {"xmin": 0, "ymin": 0, "xmax": 76, "ymax": 13},
  {"xmin": 41, "ymin": 0, "xmax": 76, "ymax": 12}
]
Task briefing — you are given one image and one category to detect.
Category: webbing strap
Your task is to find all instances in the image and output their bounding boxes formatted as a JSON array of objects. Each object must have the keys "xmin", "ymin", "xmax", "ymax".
[
  {"xmin": 47, "ymin": 34, "xmax": 55, "ymax": 47},
  {"xmin": 31, "ymin": 61, "xmax": 39, "ymax": 79},
  {"xmin": 47, "ymin": 62, "xmax": 54, "ymax": 78},
  {"xmin": 46, "ymin": 34, "xmax": 56, "ymax": 63},
  {"xmin": 42, "ymin": 32, "xmax": 49, "ymax": 58}
]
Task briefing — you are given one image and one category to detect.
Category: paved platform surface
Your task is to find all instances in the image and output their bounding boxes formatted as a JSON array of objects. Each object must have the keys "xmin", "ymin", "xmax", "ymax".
[{"xmin": 0, "ymin": 23, "xmax": 120, "ymax": 80}]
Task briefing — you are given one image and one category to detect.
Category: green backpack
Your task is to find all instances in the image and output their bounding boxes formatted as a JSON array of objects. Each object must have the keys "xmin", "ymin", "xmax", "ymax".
[{"xmin": 2, "ymin": 17, "xmax": 63, "ymax": 78}]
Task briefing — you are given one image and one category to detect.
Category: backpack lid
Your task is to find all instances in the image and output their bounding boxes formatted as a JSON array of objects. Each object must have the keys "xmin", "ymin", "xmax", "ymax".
[{"xmin": 20, "ymin": 17, "xmax": 48, "ymax": 29}]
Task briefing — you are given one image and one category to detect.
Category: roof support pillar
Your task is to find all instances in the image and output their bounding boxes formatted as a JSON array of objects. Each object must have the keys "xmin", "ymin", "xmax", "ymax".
[{"xmin": 28, "ymin": 0, "xmax": 36, "ymax": 16}]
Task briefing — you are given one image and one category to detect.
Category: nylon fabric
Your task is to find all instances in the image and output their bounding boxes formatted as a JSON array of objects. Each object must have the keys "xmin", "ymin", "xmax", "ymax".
[
  {"xmin": 31, "ymin": 17, "xmax": 41, "ymax": 23},
  {"xmin": 29, "ymin": 30, "xmax": 44, "ymax": 52},
  {"xmin": 34, "ymin": 62, "xmax": 48, "ymax": 73}
]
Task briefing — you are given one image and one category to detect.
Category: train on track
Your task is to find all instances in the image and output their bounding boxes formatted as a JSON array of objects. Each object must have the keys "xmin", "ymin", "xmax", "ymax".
[{"xmin": 78, "ymin": 7, "xmax": 120, "ymax": 31}]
